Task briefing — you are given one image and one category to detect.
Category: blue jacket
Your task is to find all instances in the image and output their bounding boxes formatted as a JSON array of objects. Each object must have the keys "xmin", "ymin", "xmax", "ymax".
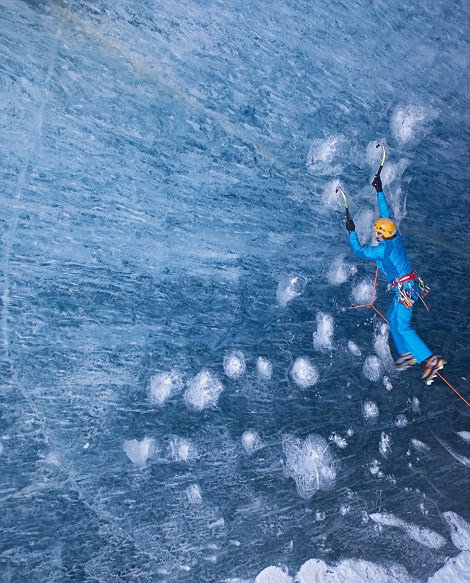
[{"xmin": 349, "ymin": 192, "xmax": 412, "ymax": 283}]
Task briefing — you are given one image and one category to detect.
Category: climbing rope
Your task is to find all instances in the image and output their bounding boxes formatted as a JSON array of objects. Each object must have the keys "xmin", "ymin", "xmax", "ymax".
[{"xmin": 349, "ymin": 268, "xmax": 469, "ymax": 407}]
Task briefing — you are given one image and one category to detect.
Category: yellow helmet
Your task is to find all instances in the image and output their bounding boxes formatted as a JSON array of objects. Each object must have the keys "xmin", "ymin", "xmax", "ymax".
[{"xmin": 374, "ymin": 218, "xmax": 396, "ymax": 238}]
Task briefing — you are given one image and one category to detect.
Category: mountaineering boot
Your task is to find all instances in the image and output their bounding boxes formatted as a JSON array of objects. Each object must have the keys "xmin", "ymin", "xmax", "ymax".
[
  {"xmin": 395, "ymin": 352, "xmax": 417, "ymax": 371},
  {"xmin": 421, "ymin": 355, "xmax": 446, "ymax": 385}
]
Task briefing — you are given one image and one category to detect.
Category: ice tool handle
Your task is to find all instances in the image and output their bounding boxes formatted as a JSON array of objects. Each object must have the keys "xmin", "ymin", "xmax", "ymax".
[
  {"xmin": 375, "ymin": 143, "xmax": 386, "ymax": 177},
  {"xmin": 336, "ymin": 185, "xmax": 350, "ymax": 219}
]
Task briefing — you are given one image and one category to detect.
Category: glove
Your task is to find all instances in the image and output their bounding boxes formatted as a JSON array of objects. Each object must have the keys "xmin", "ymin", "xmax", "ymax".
[
  {"xmin": 346, "ymin": 218, "xmax": 355, "ymax": 232},
  {"xmin": 372, "ymin": 175, "xmax": 383, "ymax": 192}
]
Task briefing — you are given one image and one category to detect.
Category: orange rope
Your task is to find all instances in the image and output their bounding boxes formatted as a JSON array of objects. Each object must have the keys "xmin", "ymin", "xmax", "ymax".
[{"xmin": 349, "ymin": 268, "xmax": 469, "ymax": 407}]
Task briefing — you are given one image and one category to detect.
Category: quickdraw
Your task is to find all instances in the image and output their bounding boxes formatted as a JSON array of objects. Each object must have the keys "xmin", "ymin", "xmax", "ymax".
[{"xmin": 392, "ymin": 271, "xmax": 430, "ymax": 311}]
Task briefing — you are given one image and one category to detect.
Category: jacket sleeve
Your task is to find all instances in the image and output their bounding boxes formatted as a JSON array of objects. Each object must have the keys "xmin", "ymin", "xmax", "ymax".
[
  {"xmin": 349, "ymin": 232, "xmax": 386, "ymax": 260},
  {"xmin": 377, "ymin": 191, "xmax": 391, "ymax": 219}
]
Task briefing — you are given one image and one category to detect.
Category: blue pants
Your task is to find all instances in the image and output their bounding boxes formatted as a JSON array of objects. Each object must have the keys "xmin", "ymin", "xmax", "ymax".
[{"xmin": 386, "ymin": 289, "xmax": 432, "ymax": 364}]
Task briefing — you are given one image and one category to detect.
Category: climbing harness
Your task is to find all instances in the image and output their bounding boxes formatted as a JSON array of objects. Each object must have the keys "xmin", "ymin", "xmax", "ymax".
[
  {"xmin": 391, "ymin": 271, "xmax": 431, "ymax": 311},
  {"xmin": 348, "ymin": 267, "xmax": 469, "ymax": 407}
]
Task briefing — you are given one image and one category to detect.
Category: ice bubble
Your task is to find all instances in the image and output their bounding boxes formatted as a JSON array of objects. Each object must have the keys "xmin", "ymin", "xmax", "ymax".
[
  {"xmin": 347, "ymin": 340, "xmax": 362, "ymax": 357},
  {"xmin": 391, "ymin": 104, "xmax": 433, "ymax": 145},
  {"xmin": 369, "ymin": 512, "xmax": 446, "ymax": 549},
  {"xmin": 330, "ymin": 432, "xmax": 347, "ymax": 449},
  {"xmin": 313, "ymin": 312, "xmax": 334, "ymax": 351},
  {"xmin": 45, "ymin": 451, "xmax": 61, "ymax": 466},
  {"xmin": 306, "ymin": 134, "xmax": 346, "ymax": 176},
  {"xmin": 442, "ymin": 512, "xmax": 470, "ymax": 551},
  {"xmin": 168, "ymin": 436, "xmax": 197, "ymax": 462},
  {"xmin": 277, "ymin": 273, "xmax": 307, "ymax": 307},
  {"xmin": 315, "ymin": 510, "xmax": 326, "ymax": 522},
  {"xmin": 457, "ymin": 431, "xmax": 470, "ymax": 444},
  {"xmin": 184, "ymin": 370, "xmax": 224, "ymax": 411},
  {"xmin": 327, "ymin": 254, "xmax": 357, "ymax": 286},
  {"xmin": 383, "ymin": 376, "xmax": 393, "ymax": 391},
  {"xmin": 395, "ymin": 414, "xmax": 408, "ymax": 428},
  {"xmin": 185, "ymin": 483, "xmax": 202, "ymax": 505},
  {"xmin": 123, "ymin": 437, "xmax": 155, "ymax": 468},
  {"xmin": 351, "ymin": 278, "xmax": 374, "ymax": 305},
  {"xmin": 374, "ymin": 323, "xmax": 395, "ymax": 371},
  {"xmin": 241, "ymin": 430, "xmax": 262, "ymax": 454},
  {"xmin": 256, "ymin": 356, "xmax": 273, "ymax": 379},
  {"xmin": 363, "ymin": 355, "xmax": 383, "ymax": 382},
  {"xmin": 290, "ymin": 357, "xmax": 319, "ymax": 388},
  {"xmin": 411, "ymin": 397, "xmax": 420, "ymax": 414},
  {"xmin": 346, "ymin": 428, "xmax": 354, "ymax": 437},
  {"xmin": 340, "ymin": 504, "xmax": 351, "ymax": 516},
  {"xmin": 379, "ymin": 432, "xmax": 392, "ymax": 458},
  {"xmin": 282, "ymin": 433, "xmax": 336, "ymax": 499},
  {"xmin": 224, "ymin": 350, "xmax": 246, "ymax": 378},
  {"xmin": 411, "ymin": 438, "xmax": 430, "ymax": 453},
  {"xmin": 363, "ymin": 400, "xmax": 379, "ymax": 419},
  {"xmin": 149, "ymin": 370, "xmax": 184, "ymax": 407},
  {"xmin": 368, "ymin": 459, "xmax": 381, "ymax": 475},
  {"xmin": 255, "ymin": 566, "xmax": 293, "ymax": 583}
]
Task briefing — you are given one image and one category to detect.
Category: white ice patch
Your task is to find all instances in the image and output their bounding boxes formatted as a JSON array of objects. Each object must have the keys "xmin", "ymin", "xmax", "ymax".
[
  {"xmin": 224, "ymin": 350, "xmax": 246, "ymax": 378},
  {"xmin": 323, "ymin": 179, "xmax": 344, "ymax": 211},
  {"xmin": 347, "ymin": 340, "xmax": 362, "ymax": 357},
  {"xmin": 241, "ymin": 430, "xmax": 262, "ymax": 454},
  {"xmin": 256, "ymin": 356, "xmax": 273, "ymax": 380},
  {"xmin": 391, "ymin": 104, "xmax": 434, "ymax": 145},
  {"xmin": 379, "ymin": 432, "xmax": 392, "ymax": 458},
  {"xmin": 297, "ymin": 557, "xmax": 414, "ymax": 583},
  {"xmin": 149, "ymin": 370, "xmax": 184, "ymax": 406},
  {"xmin": 374, "ymin": 323, "xmax": 395, "ymax": 371},
  {"xmin": 355, "ymin": 209, "xmax": 375, "ymax": 245},
  {"xmin": 395, "ymin": 414, "xmax": 408, "ymax": 428},
  {"xmin": 428, "ymin": 552, "xmax": 470, "ymax": 583},
  {"xmin": 442, "ymin": 512, "xmax": 470, "ymax": 551},
  {"xmin": 327, "ymin": 254, "xmax": 357, "ymax": 286},
  {"xmin": 313, "ymin": 312, "xmax": 334, "ymax": 351},
  {"xmin": 45, "ymin": 451, "xmax": 62, "ymax": 466},
  {"xmin": 185, "ymin": 483, "xmax": 202, "ymax": 505},
  {"xmin": 123, "ymin": 437, "xmax": 155, "ymax": 468},
  {"xmin": 255, "ymin": 566, "xmax": 293, "ymax": 583},
  {"xmin": 184, "ymin": 370, "xmax": 224, "ymax": 411},
  {"xmin": 290, "ymin": 357, "xmax": 319, "ymax": 388},
  {"xmin": 383, "ymin": 376, "xmax": 393, "ymax": 391},
  {"xmin": 369, "ymin": 512, "xmax": 446, "ymax": 549},
  {"xmin": 351, "ymin": 278, "xmax": 374, "ymax": 305},
  {"xmin": 363, "ymin": 355, "xmax": 383, "ymax": 382},
  {"xmin": 411, "ymin": 438, "xmax": 431, "ymax": 453},
  {"xmin": 330, "ymin": 432, "xmax": 348, "ymax": 449},
  {"xmin": 456, "ymin": 431, "xmax": 470, "ymax": 444},
  {"xmin": 282, "ymin": 433, "xmax": 336, "ymax": 499},
  {"xmin": 306, "ymin": 134, "xmax": 346, "ymax": 175},
  {"xmin": 277, "ymin": 274, "xmax": 307, "ymax": 307},
  {"xmin": 412, "ymin": 397, "xmax": 420, "ymax": 414},
  {"xmin": 168, "ymin": 436, "xmax": 197, "ymax": 462},
  {"xmin": 363, "ymin": 400, "xmax": 379, "ymax": 420}
]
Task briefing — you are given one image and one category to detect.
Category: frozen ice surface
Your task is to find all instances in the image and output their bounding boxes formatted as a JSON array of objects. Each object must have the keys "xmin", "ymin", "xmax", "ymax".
[
  {"xmin": 363, "ymin": 355, "xmax": 383, "ymax": 382},
  {"xmin": 224, "ymin": 350, "xmax": 246, "ymax": 378},
  {"xmin": 351, "ymin": 278, "xmax": 374, "ymax": 305},
  {"xmin": 327, "ymin": 254, "xmax": 357, "ymax": 286},
  {"xmin": 443, "ymin": 512, "xmax": 470, "ymax": 551},
  {"xmin": 255, "ymin": 566, "xmax": 293, "ymax": 583},
  {"xmin": 282, "ymin": 434, "xmax": 336, "ymax": 499},
  {"xmin": 123, "ymin": 437, "xmax": 155, "ymax": 467},
  {"xmin": 256, "ymin": 356, "xmax": 273, "ymax": 379},
  {"xmin": 363, "ymin": 400, "xmax": 379, "ymax": 419},
  {"xmin": 184, "ymin": 369, "xmax": 224, "ymax": 411},
  {"xmin": 241, "ymin": 429, "xmax": 262, "ymax": 454},
  {"xmin": 370, "ymin": 513, "xmax": 446, "ymax": 549},
  {"xmin": 297, "ymin": 557, "xmax": 415, "ymax": 583},
  {"xmin": 312, "ymin": 311, "xmax": 334, "ymax": 351},
  {"xmin": 347, "ymin": 340, "xmax": 362, "ymax": 357},
  {"xmin": 457, "ymin": 431, "xmax": 470, "ymax": 444},
  {"xmin": 1, "ymin": 0, "xmax": 469, "ymax": 580},
  {"xmin": 427, "ymin": 552, "xmax": 470, "ymax": 583},
  {"xmin": 290, "ymin": 357, "xmax": 319, "ymax": 388},
  {"xmin": 149, "ymin": 370, "xmax": 184, "ymax": 406},
  {"xmin": 277, "ymin": 274, "xmax": 307, "ymax": 307}
]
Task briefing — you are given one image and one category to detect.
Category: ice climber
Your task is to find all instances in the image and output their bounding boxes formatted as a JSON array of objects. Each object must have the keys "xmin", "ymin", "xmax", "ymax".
[{"xmin": 345, "ymin": 174, "xmax": 445, "ymax": 385}]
